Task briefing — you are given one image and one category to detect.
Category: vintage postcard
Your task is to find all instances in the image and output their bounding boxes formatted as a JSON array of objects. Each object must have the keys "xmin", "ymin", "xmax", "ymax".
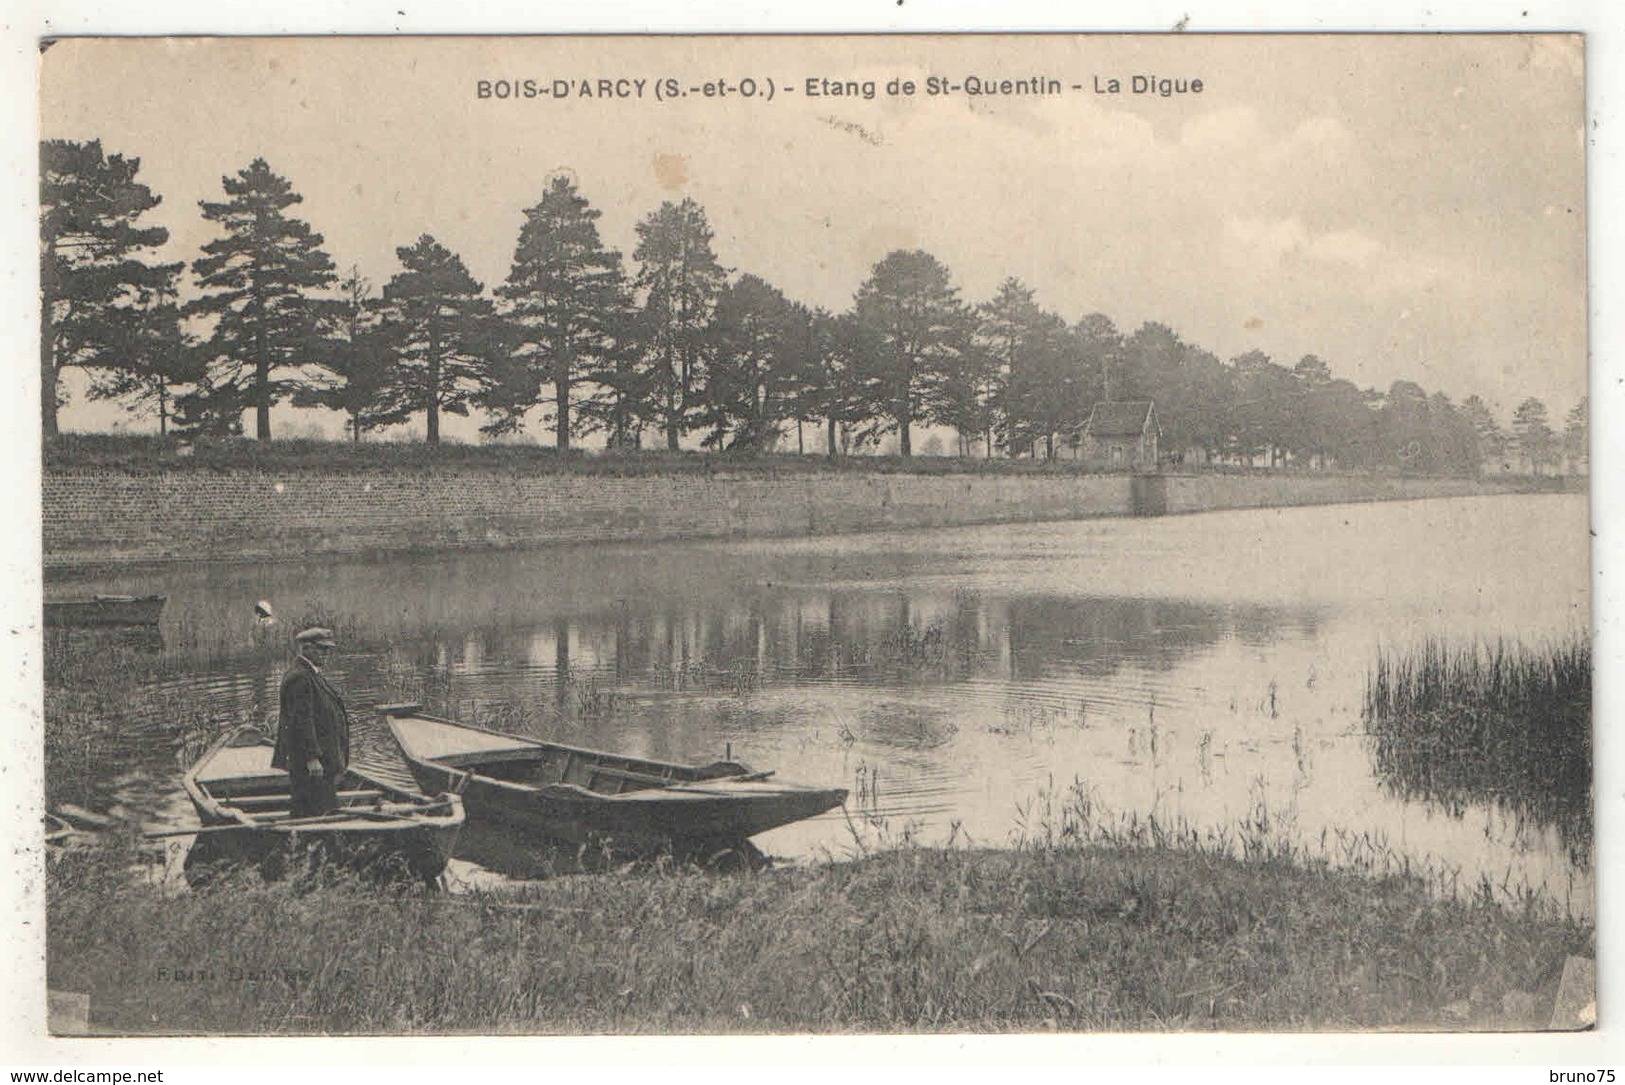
[{"xmin": 27, "ymin": 31, "xmax": 1596, "ymax": 1048}]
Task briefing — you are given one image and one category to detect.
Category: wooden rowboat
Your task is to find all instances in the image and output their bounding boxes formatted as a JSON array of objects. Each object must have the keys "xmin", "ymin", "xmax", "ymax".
[
  {"xmin": 181, "ymin": 726, "xmax": 464, "ymax": 885},
  {"xmin": 378, "ymin": 704, "xmax": 847, "ymax": 862},
  {"xmin": 44, "ymin": 593, "xmax": 167, "ymax": 628}
]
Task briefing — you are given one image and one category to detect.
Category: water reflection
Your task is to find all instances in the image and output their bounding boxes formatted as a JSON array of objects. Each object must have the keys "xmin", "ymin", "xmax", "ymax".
[
  {"xmin": 49, "ymin": 494, "xmax": 1592, "ymax": 910},
  {"xmin": 443, "ymin": 590, "xmax": 1264, "ymax": 688}
]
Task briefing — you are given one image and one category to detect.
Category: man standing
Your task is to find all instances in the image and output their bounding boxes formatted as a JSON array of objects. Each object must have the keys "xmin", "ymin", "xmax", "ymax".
[{"xmin": 273, "ymin": 627, "xmax": 352, "ymax": 817}]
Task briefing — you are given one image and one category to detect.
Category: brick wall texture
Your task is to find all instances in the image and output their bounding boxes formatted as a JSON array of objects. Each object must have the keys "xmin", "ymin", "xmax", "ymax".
[{"xmin": 42, "ymin": 469, "xmax": 1540, "ymax": 569}]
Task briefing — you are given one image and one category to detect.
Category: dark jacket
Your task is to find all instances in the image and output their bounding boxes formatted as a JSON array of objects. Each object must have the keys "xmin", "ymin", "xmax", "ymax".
[{"xmin": 272, "ymin": 655, "xmax": 351, "ymax": 775}]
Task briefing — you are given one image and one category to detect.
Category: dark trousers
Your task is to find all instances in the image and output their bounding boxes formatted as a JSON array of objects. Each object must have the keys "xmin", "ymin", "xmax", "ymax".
[{"xmin": 290, "ymin": 770, "xmax": 340, "ymax": 817}]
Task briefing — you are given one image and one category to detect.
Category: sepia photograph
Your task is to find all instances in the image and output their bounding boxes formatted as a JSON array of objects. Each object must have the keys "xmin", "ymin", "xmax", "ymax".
[{"xmin": 26, "ymin": 29, "xmax": 1599, "ymax": 1042}]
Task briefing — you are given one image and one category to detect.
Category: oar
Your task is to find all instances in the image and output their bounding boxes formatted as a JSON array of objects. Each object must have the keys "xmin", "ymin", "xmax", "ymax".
[
  {"xmin": 307, "ymin": 809, "xmax": 422, "ymax": 824},
  {"xmin": 142, "ymin": 809, "xmax": 420, "ymax": 839},
  {"xmin": 143, "ymin": 821, "xmax": 315, "ymax": 840}
]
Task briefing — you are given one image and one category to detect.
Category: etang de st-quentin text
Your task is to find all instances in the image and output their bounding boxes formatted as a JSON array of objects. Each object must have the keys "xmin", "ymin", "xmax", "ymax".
[{"xmin": 474, "ymin": 73, "xmax": 1205, "ymax": 102}]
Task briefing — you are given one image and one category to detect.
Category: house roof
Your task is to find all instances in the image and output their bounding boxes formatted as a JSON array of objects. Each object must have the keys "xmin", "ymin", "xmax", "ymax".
[{"xmin": 1085, "ymin": 401, "xmax": 1157, "ymax": 438}]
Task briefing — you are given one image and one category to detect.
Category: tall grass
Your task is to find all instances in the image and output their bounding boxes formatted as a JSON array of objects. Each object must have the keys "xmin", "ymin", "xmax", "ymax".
[
  {"xmin": 48, "ymin": 809, "xmax": 1592, "ymax": 1035},
  {"xmin": 43, "ymin": 636, "xmax": 229, "ymax": 811},
  {"xmin": 1010, "ymin": 774, "xmax": 1587, "ymax": 918},
  {"xmin": 1363, "ymin": 634, "xmax": 1592, "ymax": 864}
]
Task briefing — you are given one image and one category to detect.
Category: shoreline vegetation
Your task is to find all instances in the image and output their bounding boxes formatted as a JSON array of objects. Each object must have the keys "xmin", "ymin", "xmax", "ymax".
[
  {"xmin": 47, "ymin": 827, "xmax": 1591, "ymax": 1034},
  {"xmin": 42, "ymin": 628, "xmax": 1596, "ymax": 1033},
  {"xmin": 1364, "ymin": 634, "xmax": 1593, "ymax": 867}
]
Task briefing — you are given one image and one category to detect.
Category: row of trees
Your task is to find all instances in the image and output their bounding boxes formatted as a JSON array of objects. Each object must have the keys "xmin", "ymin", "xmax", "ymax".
[{"xmin": 41, "ymin": 139, "xmax": 1588, "ymax": 473}]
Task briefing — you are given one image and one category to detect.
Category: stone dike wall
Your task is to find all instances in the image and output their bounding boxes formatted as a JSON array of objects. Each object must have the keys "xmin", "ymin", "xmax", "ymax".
[
  {"xmin": 1160, "ymin": 473, "xmax": 1540, "ymax": 515},
  {"xmin": 42, "ymin": 470, "xmax": 1137, "ymax": 569},
  {"xmin": 42, "ymin": 468, "xmax": 1548, "ymax": 569}
]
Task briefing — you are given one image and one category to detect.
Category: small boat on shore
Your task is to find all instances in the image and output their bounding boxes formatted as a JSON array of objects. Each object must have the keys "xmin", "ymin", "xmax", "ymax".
[
  {"xmin": 44, "ymin": 593, "xmax": 167, "ymax": 628},
  {"xmin": 180, "ymin": 726, "xmax": 464, "ymax": 885},
  {"xmin": 378, "ymin": 704, "xmax": 847, "ymax": 863}
]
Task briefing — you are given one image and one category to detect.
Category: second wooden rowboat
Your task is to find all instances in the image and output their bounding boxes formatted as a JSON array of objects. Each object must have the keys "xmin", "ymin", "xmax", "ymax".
[
  {"xmin": 378, "ymin": 704, "xmax": 847, "ymax": 861},
  {"xmin": 44, "ymin": 594, "xmax": 167, "ymax": 628}
]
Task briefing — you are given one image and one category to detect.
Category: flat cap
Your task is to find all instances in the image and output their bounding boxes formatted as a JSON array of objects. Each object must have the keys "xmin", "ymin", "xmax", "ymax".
[{"xmin": 294, "ymin": 626, "xmax": 337, "ymax": 647}]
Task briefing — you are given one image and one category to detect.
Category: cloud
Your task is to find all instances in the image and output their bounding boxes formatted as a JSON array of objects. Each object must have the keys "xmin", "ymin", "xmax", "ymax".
[
  {"xmin": 1224, "ymin": 215, "xmax": 1458, "ymax": 299},
  {"xmin": 1289, "ymin": 115, "xmax": 1353, "ymax": 154},
  {"xmin": 1224, "ymin": 216, "xmax": 1380, "ymax": 268},
  {"xmin": 1306, "ymin": 228, "xmax": 1382, "ymax": 267},
  {"xmin": 1253, "ymin": 115, "xmax": 1356, "ymax": 178},
  {"xmin": 1177, "ymin": 106, "xmax": 1265, "ymax": 150},
  {"xmin": 1224, "ymin": 215, "xmax": 1309, "ymax": 262}
]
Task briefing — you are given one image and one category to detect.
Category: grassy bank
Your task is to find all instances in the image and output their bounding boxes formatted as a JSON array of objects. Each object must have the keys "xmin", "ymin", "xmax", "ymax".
[
  {"xmin": 1364, "ymin": 634, "xmax": 1592, "ymax": 865},
  {"xmin": 46, "ymin": 432, "xmax": 1571, "ymax": 481},
  {"xmin": 46, "ymin": 433, "xmax": 1106, "ymax": 476},
  {"xmin": 47, "ymin": 823, "xmax": 1591, "ymax": 1035}
]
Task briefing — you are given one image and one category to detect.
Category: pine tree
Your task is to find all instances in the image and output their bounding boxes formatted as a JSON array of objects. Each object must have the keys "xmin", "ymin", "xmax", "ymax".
[
  {"xmin": 574, "ymin": 308, "xmax": 645, "ymax": 450},
  {"xmin": 816, "ymin": 313, "xmax": 873, "ymax": 457},
  {"xmin": 774, "ymin": 303, "xmax": 831, "ymax": 457},
  {"xmin": 92, "ymin": 292, "xmax": 193, "ymax": 436},
  {"xmin": 1124, "ymin": 322, "xmax": 1212, "ymax": 458},
  {"xmin": 379, "ymin": 235, "xmax": 500, "ymax": 444},
  {"xmin": 633, "ymin": 198, "xmax": 728, "ymax": 451},
  {"xmin": 39, "ymin": 139, "xmax": 183, "ymax": 437},
  {"xmin": 186, "ymin": 159, "xmax": 336, "ymax": 439},
  {"xmin": 1288, "ymin": 355, "xmax": 1335, "ymax": 468},
  {"xmin": 295, "ymin": 267, "xmax": 401, "ymax": 442},
  {"xmin": 1512, "ymin": 397, "xmax": 1557, "ymax": 475},
  {"xmin": 497, "ymin": 176, "xmax": 628, "ymax": 451},
  {"xmin": 1460, "ymin": 394, "xmax": 1507, "ymax": 471},
  {"xmin": 700, "ymin": 273, "xmax": 808, "ymax": 452},
  {"xmin": 978, "ymin": 279, "xmax": 1073, "ymax": 458},
  {"xmin": 849, "ymin": 249, "xmax": 971, "ymax": 458},
  {"xmin": 1564, "ymin": 397, "xmax": 1588, "ymax": 474}
]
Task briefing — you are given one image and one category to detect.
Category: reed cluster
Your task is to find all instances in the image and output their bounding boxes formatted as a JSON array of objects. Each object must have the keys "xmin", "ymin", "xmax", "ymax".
[
  {"xmin": 43, "ymin": 636, "xmax": 228, "ymax": 810},
  {"xmin": 1363, "ymin": 634, "xmax": 1592, "ymax": 863}
]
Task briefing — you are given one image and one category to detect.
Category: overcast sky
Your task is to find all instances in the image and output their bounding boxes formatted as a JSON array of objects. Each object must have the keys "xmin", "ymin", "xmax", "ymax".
[{"xmin": 39, "ymin": 33, "xmax": 1587, "ymax": 438}]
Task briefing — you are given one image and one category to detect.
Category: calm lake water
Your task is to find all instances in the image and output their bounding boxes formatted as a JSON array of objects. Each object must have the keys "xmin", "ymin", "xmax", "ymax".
[{"xmin": 53, "ymin": 493, "xmax": 1591, "ymax": 908}]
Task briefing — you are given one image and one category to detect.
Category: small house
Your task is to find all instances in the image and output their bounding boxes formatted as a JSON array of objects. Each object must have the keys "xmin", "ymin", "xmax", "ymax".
[{"xmin": 1082, "ymin": 401, "xmax": 1160, "ymax": 471}]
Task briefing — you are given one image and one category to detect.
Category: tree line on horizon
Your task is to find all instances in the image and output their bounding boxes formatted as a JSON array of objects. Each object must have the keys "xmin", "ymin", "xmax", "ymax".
[{"xmin": 40, "ymin": 138, "xmax": 1588, "ymax": 474}]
